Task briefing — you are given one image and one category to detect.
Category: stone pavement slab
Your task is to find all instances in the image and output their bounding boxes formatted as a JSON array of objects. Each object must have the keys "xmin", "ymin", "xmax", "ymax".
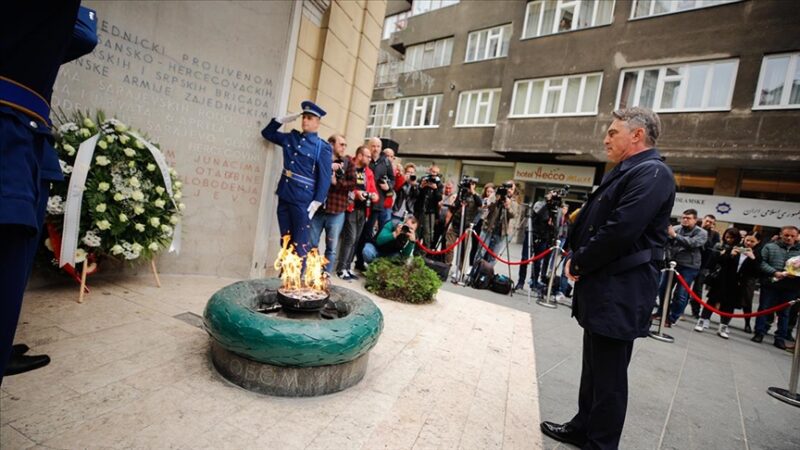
[{"xmin": 1, "ymin": 275, "xmax": 542, "ymax": 449}]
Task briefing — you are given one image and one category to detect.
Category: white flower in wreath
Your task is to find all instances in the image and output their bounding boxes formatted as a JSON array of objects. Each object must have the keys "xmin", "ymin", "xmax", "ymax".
[
  {"xmin": 79, "ymin": 128, "xmax": 91, "ymax": 138},
  {"xmin": 148, "ymin": 242, "xmax": 159, "ymax": 251},
  {"xmin": 146, "ymin": 163, "xmax": 156, "ymax": 172},
  {"xmin": 133, "ymin": 205, "xmax": 145, "ymax": 215},
  {"xmin": 119, "ymin": 134, "xmax": 130, "ymax": 144},
  {"xmin": 58, "ymin": 122, "xmax": 78, "ymax": 133},
  {"xmin": 114, "ymin": 123, "xmax": 128, "ymax": 133},
  {"xmin": 95, "ymin": 203, "xmax": 107, "ymax": 213},
  {"xmin": 63, "ymin": 143, "xmax": 76, "ymax": 156},
  {"xmin": 173, "ymin": 192, "xmax": 182, "ymax": 200},
  {"xmin": 160, "ymin": 224, "xmax": 172, "ymax": 234},
  {"xmin": 113, "ymin": 192, "xmax": 125, "ymax": 202},
  {"xmin": 82, "ymin": 230, "xmax": 102, "ymax": 247},
  {"xmin": 123, "ymin": 147, "xmax": 136, "ymax": 157},
  {"xmin": 128, "ymin": 161, "xmax": 135, "ymax": 168},
  {"xmin": 155, "ymin": 186, "xmax": 165, "ymax": 195},
  {"xmin": 95, "ymin": 155, "xmax": 110, "ymax": 166},
  {"xmin": 75, "ymin": 248, "xmax": 87, "ymax": 264},
  {"xmin": 83, "ymin": 117, "xmax": 95, "ymax": 129},
  {"xmin": 135, "ymin": 223, "xmax": 146, "ymax": 232},
  {"xmin": 169, "ymin": 215, "xmax": 179, "ymax": 225},
  {"xmin": 97, "ymin": 140, "xmax": 108, "ymax": 150},
  {"xmin": 98, "ymin": 182, "xmax": 110, "ymax": 192},
  {"xmin": 169, "ymin": 168, "xmax": 177, "ymax": 177},
  {"xmin": 105, "ymin": 134, "xmax": 116, "ymax": 143},
  {"xmin": 179, "ymin": 202, "xmax": 186, "ymax": 211},
  {"xmin": 111, "ymin": 244, "xmax": 124, "ymax": 255},
  {"xmin": 131, "ymin": 190, "xmax": 145, "ymax": 201},
  {"xmin": 154, "ymin": 199, "xmax": 166, "ymax": 209},
  {"xmin": 118, "ymin": 213, "xmax": 128, "ymax": 223},
  {"xmin": 96, "ymin": 219, "xmax": 111, "ymax": 230},
  {"xmin": 134, "ymin": 140, "xmax": 145, "ymax": 150},
  {"xmin": 174, "ymin": 181, "xmax": 183, "ymax": 189},
  {"xmin": 150, "ymin": 217, "xmax": 160, "ymax": 227},
  {"xmin": 46, "ymin": 195, "xmax": 64, "ymax": 215},
  {"xmin": 131, "ymin": 242, "xmax": 144, "ymax": 252},
  {"xmin": 129, "ymin": 177, "xmax": 140, "ymax": 188},
  {"xmin": 59, "ymin": 159, "xmax": 73, "ymax": 175}
]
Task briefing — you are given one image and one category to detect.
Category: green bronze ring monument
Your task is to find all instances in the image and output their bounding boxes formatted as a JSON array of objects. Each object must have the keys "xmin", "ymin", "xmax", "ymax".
[{"xmin": 203, "ymin": 278, "xmax": 383, "ymax": 397}]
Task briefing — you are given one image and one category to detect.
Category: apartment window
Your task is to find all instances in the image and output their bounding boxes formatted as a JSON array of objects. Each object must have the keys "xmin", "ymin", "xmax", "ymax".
[
  {"xmin": 383, "ymin": 11, "xmax": 410, "ymax": 40},
  {"xmin": 394, "ymin": 95, "xmax": 443, "ymax": 128},
  {"xmin": 510, "ymin": 73, "xmax": 602, "ymax": 117},
  {"xmin": 403, "ymin": 38, "xmax": 454, "ymax": 72},
  {"xmin": 466, "ymin": 24, "xmax": 512, "ymax": 63},
  {"xmin": 522, "ymin": 0, "xmax": 615, "ymax": 39},
  {"xmin": 753, "ymin": 52, "xmax": 800, "ymax": 109},
  {"xmin": 617, "ymin": 59, "xmax": 738, "ymax": 112},
  {"xmin": 456, "ymin": 89, "xmax": 502, "ymax": 126},
  {"xmin": 412, "ymin": 0, "xmax": 459, "ymax": 15},
  {"xmin": 631, "ymin": 0, "xmax": 741, "ymax": 19},
  {"xmin": 366, "ymin": 102, "xmax": 395, "ymax": 138}
]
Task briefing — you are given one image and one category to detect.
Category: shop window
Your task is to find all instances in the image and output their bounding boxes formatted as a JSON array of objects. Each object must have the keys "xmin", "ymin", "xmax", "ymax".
[
  {"xmin": 465, "ymin": 24, "xmax": 512, "ymax": 62},
  {"xmin": 456, "ymin": 89, "xmax": 502, "ymax": 127},
  {"xmin": 510, "ymin": 72, "xmax": 602, "ymax": 117},
  {"xmin": 617, "ymin": 59, "xmax": 738, "ymax": 112},
  {"xmin": 522, "ymin": 0, "xmax": 615, "ymax": 39},
  {"xmin": 630, "ymin": 0, "xmax": 741, "ymax": 20},
  {"xmin": 753, "ymin": 52, "xmax": 800, "ymax": 110}
]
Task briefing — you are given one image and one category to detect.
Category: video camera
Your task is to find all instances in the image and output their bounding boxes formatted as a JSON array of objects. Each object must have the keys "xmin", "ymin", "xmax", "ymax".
[
  {"xmin": 495, "ymin": 181, "xmax": 514, "ymax": 201},
  {"xmin": 421, "ymin": 174, "xmax": 441, "ymax": 185},
  {"xmin": 546, "ymin": 185, "xmax": 570, "ymax": 211}
]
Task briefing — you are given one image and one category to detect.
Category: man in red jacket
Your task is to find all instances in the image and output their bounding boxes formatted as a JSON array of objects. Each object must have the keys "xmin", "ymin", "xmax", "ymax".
[{"xmin": 336, "ymin": 145, "xmax": 378, "ymax": 281}]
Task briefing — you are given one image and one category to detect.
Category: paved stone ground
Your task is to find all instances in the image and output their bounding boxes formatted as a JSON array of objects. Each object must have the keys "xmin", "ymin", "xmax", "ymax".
[
  {"xmin": 443, "ymin": 241, "xmax": 800, "ymax": 450},
  {"xmin": 0, "ymin": 274, "xmax": 542, "ymax": 450}
]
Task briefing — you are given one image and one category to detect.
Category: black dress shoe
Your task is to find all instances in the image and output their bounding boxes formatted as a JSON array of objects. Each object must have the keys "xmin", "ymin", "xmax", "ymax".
[
  {"xmin": 4, "ymin": 353, "xmax": 51, "ymax": 376},
  {"xmin": 774, "ymin": 340, "xmax": 787, "ymax": 350},
  {"xmin": 751, "ymin": 333, "xmax": 764, "ymax": 343},
  {"xmin": 12, "ymin": 343, "xmax": 30, "ymax": 356},
  {"xmin": 540, "ymin": 421, "xmax": 586, "ymax": 447}
]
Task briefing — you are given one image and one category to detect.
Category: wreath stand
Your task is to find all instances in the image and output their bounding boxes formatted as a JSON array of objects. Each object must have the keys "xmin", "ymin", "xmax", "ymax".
[{"xmin": 76, "ymin": 257, "xmax": 162, "ymax": 303}]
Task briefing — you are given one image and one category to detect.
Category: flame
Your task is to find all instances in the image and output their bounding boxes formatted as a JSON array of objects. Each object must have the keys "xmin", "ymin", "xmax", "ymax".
[{"xmin": 273, "ymin": 235, "xmax": 328, "ymax": 292}]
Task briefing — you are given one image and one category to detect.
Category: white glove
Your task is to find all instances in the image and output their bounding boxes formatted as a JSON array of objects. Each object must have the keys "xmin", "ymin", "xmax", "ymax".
[
  {"xmin": 276, "ymin": 113, "xmax": 301, "ymax": 124},
  {"xmin": 307, "ymin": 200, "xmax": 322, "ymax": 219}
]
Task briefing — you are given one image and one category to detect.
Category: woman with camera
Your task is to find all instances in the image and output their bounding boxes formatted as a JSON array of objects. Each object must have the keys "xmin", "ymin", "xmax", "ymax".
[{"xmin": 694, "ymin": 228, "xmax": 759, "ymax": 338}]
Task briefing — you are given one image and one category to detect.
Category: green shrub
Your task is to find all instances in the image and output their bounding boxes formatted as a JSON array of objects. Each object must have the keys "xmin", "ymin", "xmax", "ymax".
[{"xmin": 364, "ymin": 256, "xmax": 442, "ymax": 304}]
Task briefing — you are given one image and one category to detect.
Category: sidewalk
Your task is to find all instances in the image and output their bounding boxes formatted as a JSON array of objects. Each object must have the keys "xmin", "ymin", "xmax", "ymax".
[{"xmin": 0, "ymin": 275, "xmax": 542, "ymax": 449}]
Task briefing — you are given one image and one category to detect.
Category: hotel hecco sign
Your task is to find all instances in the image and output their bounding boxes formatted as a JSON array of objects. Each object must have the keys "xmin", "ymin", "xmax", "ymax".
[{"xmin": 514, "ymin": 163, "xmax": 596, "ymax": 187}]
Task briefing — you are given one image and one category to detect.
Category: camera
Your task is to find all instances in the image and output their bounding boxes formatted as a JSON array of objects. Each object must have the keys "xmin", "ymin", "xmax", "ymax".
[
  {"xmin": 401, "ymin": 224, "xmax": 410, "ymax": 234},
  {"xmin": 380, "ymin": 175, "xmax": 390, "ymax": 185},
  {"xmin": 496, "ymin": 182, "xmax": 513, "ymax": 200},
  {"xmin": 409, "ymin": 174, "xmax": 417, "ymax": 181},
  {"xmin": 459, "ymin": 176, "xmax": 478, "ymax": 190},
  {"xmin": 422, "ymin": 174, "xmax": 441, "ymax": 185},
  {"xmin": 334, "ymin": 167, "xmax": 345, "ymax": 179},
  {"xmin": 546, "ymin": 185, "xmax": 570, "ymax": 210}
]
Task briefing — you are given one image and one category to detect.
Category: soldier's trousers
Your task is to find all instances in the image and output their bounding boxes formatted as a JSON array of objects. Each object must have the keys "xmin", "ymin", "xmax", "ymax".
[{"xmin": 277, "ymin": 198, "xmax": 312, "ymax": 257}]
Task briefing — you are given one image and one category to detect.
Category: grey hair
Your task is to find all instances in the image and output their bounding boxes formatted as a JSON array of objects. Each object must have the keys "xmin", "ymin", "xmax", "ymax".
[{"xmin": 612, "ymin": 107, "xmax": 662, "ymax": 146}]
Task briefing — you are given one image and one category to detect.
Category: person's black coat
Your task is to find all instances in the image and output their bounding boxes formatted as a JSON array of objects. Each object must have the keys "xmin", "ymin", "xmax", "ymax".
[{"xmin": 569, "ymin": 149, "xmax": 675, "ymax": 341}]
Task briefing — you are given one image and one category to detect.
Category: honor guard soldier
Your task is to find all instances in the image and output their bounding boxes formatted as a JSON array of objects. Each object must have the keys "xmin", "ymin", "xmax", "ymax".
[
  {"xmin": 1, "ymin": 1, "xmax": 98, "ymax": 382},
  {"xmin": 262, "ymin": 101, "xmax": 332, "ymax": 257}
]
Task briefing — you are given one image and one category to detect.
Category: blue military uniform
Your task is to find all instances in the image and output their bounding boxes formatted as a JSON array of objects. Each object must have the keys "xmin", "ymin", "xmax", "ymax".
[
  {"xmin": 261, "ymin": 101, "xmax": 332, "ymax": 256},
  {"xmin": 0, "ymin": 1, "xmax": 98, "ymax": 381}
]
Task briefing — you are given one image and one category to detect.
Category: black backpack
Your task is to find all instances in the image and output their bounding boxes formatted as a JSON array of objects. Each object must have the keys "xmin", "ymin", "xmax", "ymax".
[
  {"xmin": 470, "ymin": 259, "xmax": 494, "ymax": 290},
  {"xmin": 490, "ymin": 274, "xmax": 513, "ymax": 295}
]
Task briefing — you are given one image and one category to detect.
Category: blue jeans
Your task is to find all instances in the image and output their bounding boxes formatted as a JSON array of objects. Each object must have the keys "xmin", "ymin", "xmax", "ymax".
[
  {"xmin": 755, "ymin": 286, "xmax": 793, "ymax": 342},
  {"xmin": 478, "ymin": 231, "xmax": 507, "ymax": 265},
  {"xmin": 362, "ymin": 242, "xmax": 400, "ymax": 264},
  {"xmin": 666, "ymin": 266, "xmax": 700, "ymax": 323},
  {"xmin": 309, "ymin": 211, "xmax": 345, "ymax": 274}
]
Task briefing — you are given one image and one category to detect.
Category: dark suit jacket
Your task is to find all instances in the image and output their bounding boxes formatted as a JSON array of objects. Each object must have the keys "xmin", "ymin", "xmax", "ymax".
[{"xmin": 569, "ymin": 148, "xmax": 675, "ymax": 341}]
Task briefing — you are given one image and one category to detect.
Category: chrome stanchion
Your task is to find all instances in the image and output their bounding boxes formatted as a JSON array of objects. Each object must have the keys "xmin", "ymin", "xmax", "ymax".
[
  {"xmin": 767, "ymin": 299, "xmax": 800, "ymax": 407},
  {"xmin": 536, "ymin": 245, "xmax": 560, "ymax": 309},
  {"xmin": 649, "ymin": 261, "xmax": 676, "ymax": 343}
]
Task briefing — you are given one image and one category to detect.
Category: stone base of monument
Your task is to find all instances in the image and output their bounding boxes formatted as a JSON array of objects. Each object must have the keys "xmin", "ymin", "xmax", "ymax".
[
  {"xmin": 203, "ymin": 278, "xmax": 383, "ymax": 397},
  {"xmin": 210, "ymin": 341, "xmax": 369, "ymax": 397}
]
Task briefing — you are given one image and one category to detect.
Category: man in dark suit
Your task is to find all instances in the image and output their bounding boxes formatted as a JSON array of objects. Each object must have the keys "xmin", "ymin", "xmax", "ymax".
[{"xmin": 540, "ymin": 107, "xmax": 675, "ymax": 450}]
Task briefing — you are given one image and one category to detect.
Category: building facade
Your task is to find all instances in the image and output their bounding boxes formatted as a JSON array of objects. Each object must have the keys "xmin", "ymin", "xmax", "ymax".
[{"xmin": 370, "ymin": 0, "xmax": 800, "ymax": 234}]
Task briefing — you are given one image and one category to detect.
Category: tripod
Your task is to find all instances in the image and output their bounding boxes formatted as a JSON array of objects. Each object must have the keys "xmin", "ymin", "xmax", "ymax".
[
  {"xmin": 536, "ymin": 205, "xmax": 564, "ymax": 308},
  {"xmin": 466, "ymin": 199, "xmax": 513, "ymax": 295}
]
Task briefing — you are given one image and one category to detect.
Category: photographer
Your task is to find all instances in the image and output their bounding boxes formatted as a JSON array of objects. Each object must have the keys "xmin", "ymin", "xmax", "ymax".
[
  {"xmin": 414, "ymin": 165, "xmax": 443, "ymax": 247},
  {"xmin": 392, "ymin": 163, "xmax": 419, "ymax": 222},
  {"xmin": 478, "ymin": 181, "xmax": 516, "ymax": 265},
  {"xmin": 444, "ymin": 177, "xmax": 482, "ymax": 269},
  {"xmin": 309, "ymin": 134, "xmax": 352, "ymax": 274},
  {"xmin": 353, "ymin": 137, "xmax": 395, "ymax": 271},
  {"xmin": 517, "ymin": 189, "xmax": 563, "ymax": 291},
  {"xmin": 335, "ymin": 145, "xmax": 378, "ymax": 280},
  {"xmin": 362, "ymin": 216, "xmax": 419, "ymax": 263}
]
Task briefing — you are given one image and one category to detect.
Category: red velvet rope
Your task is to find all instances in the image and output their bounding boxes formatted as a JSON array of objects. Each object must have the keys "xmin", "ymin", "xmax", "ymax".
[
  {"xmin": 674, "ymin": 272, "xmax": 797, "ymax": 318},
  {"xmin": 471, "ymin": 231, "xmax": 555, "ymax": 266},
  {"xmin": 415, "ymin": 230, "xmax": 471, "ymax": 256}
]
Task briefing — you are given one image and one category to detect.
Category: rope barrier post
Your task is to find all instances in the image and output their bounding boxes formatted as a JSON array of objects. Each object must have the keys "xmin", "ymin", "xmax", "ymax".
[
  {"xmin": 767, "ymin": 299, "xmax": 800, "ymax": 407},
  {"xmin": 649, "ymin": 261, "xmax": 676, "ymax": 343},
  {"xmin": 536, "ymin": 245, "xmax": 559, "ymax": 309}
]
